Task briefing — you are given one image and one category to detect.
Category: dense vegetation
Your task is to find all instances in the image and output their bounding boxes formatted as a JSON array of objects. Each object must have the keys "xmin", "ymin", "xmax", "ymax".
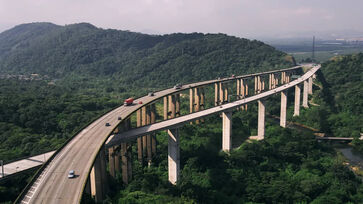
[
  {"xmin": 0, "ymin": 22, "xmax": 361, "ymax": 203},
  {"xmin": 0, "ymin": 22, "xmax": 295, "ymax": 203},
  {"xmin": 0, "ymin": 22, "xmax": 294, "ymax": 161},
  {"xmin": 109, "ymin": 111, "xmax": 363, "ymax": 203},
  {"xmin": 292, "ymin": 54, "xmax": 363, "ymax": 153},
  {"xmin": 0, "ymin": 22, "xmax": 294, "ymax": 90}
]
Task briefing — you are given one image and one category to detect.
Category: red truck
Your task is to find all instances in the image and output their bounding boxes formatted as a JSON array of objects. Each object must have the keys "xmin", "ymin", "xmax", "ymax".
[{"xmin": 124, "ymin": 98, "xmax": 134, "ymax": 106}]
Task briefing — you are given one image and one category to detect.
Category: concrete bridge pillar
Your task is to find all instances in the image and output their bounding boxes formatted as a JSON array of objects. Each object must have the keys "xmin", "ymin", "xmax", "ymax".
[
  {"xmin": 280, "ymin": 90, "xmax": 287, "ymax": 128},
  {"xmin": 90, "ymin": 146, "xmax": 108, "ymax": 202},
  {"xmin": 169, "ymin": 95, "xmax": 176, "ymax": 119},
  {"xmin": 146, "ymin": 105, "xmax": 152, "ymax": 162},
  {"xmin": 121, "ymin": 119, "xmax": 132, "ymax": 184},
  {"xmin": 163, "ymin": 96, "xmax": 168, "ymax": 120},
  {"xmin": 245, "ymin": 82, "xmax": 248, "ymax": 110},
  {"xmin": 224, "ymin": 83, "xmax": 229, "ymax": 102},
  {"xmin": 219, "ymin": 82, "xmax": 224, "ymax": 104},
  {"xmin": 175, "ymin": 94, "xmax": 180, "ymax": 117},
  {"xmin": 303, "ymin": 80, "xmax": 309, "ymax": 108},
  {"xmin": 151, "ymin": 104, "xmax": 157, "ymax": 155},
  {"xmin": 168, "ymin": 128, "xmax": 180, "ymax": 185},
  {"xmin": 215, "ymin": 82, "xmax": 220, "ymax": 106},
  {"xmin": 142, "ymin": 107, "xmax": 148, "ymax": 157},
  {"xmin": 294, "ymin": 85, "xmax": 301, "ymax": 116},
  {"xmin": 190, "ymin": 88, "xmax": 194, "ymax": 113},
  {"xmin": 194, "ymin": 88, "xmax": 200, "ymax": 124},
  {"xmin": 222, "ymin": 111, "xmax": 232, "ymax": 152},
  {"xmin": 308, "ymin": 77, "xmax": 313, "ymax": 94},
  {"xmin": 200, "ymin": 87, "xmax": 205, "ymax": 122},
  {"xmin": 136, "ymin": 109, "xmax": 143, "ymax": 163},
  {"xmin": 257, "ymin": 100, "xmax": 265, "ymax": 140},
  {"xmin": 237, "ymin": 78, "xmax": 240, "ymax": 98}
]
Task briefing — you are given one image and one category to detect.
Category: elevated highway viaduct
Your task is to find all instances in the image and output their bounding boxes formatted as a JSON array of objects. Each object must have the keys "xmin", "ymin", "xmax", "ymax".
[{"xmin": 17, "ymin": 64, "xmax": 320, "ymax": 203}]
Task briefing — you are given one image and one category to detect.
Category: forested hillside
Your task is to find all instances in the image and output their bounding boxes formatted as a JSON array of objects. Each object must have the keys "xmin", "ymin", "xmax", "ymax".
[
  {"xmin": 0, "ymin": 22, "xmax": 294, "ymax": 89},
  {"xmin": 294, "ymin": 54, "xmax": 363, "ymax": 152},
  {"xmin": 0, "ymin": 22, "xmax": 294, "ymax": 162}
]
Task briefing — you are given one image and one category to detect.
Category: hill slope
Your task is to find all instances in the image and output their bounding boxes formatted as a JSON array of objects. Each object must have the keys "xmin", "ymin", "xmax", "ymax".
[{"xmin": 0, "ymin": 23, "xmax": 294, "ymax": 88}]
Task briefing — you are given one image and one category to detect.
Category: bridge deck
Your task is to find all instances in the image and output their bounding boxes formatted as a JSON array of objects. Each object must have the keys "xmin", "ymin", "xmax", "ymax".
[
  {"xmin": 18, "ymin": 65, "xmax": 310, "ymax": 204},
  {"xmin": 0, "ymin": 151, "xmax": 55, "ymax": 179}
]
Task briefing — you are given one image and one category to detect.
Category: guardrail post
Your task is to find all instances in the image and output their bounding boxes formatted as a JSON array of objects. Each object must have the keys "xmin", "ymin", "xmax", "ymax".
[
  {"xmin": 303, "ymin": 80, "xmax": 309, "ymax": 108},
  {"xmin": 168, "ymin": 128, "xmax": 180, "ymax": 185},
  {"xmin": 294, "ymin": 84, "xmax": 301, "ymax": 116},
  {"xmin": 222, "ymin": 111, "xmax": 232, "ymax": 152},
  {"xmin": 280, "ymin": 90, "xmax": 287, "ymax": 128}
]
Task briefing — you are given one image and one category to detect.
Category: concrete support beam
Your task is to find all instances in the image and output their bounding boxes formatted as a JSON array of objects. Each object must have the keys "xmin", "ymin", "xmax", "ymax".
[
  {"xmin": 224, "ymin": 83, "xmax": 228, "ymax": 102},
  {"xmin": 237, "ymin": 79, "xmax": 240, "ymax": 97},
  {"xmin": 90, "ymin": 146, "xmax": 108, "ymax": 202},
  {"xmin": 151, "ymin": 104, "xmax": 157, "ymax": 155},
  {"xmin": 281, "ymin": 72, "xmax": 285, "ymax": 84},
  {"xmin": 163, "ymin": 97, "xmax": 168, "ymax": 120},
  {"xmin": 222, "ymin": 111, "xmax": 232, "ymax": 152},
  {"xmin": 108, "ymin": 147, "xmax": 115, "ymax": 178},
  {"xmin": 294, "ymin": 85, "xmax": 301, "ymax": 116},
  {"xmin": 308, "ymin": 77, "xmax": 313, "ymax": 94},
  {"xmin": 245, "ymin": 82, "xmax": 248, "ymax": 110},
  {"xmin": 219, "ymin": 82, "xmax": 224, "ymax": 104},
  {"xmin": 257, "ymin": 100, "xmax": 265, "ymax": 139},
  {"xmin": 169, "ymin": 95, "xmax": 176, "ymax": 119},
  {"xmin": 168, "ymin": 128, "xmax": 180, "ymax": 185},
  {"xmin": 141, "ymin": 107, "xmax": 147, "ymax": 156},
  {"xmin": 136, "ymin": 109, "xmax": 143, "ymax": 163},
  {"xmin": 85, "ymin": 177, "xmax": 91, "ymax": 195},
  {"xmin": 175, "ymin": 94, "xmax": 180, "ymax": 117},
  {"xmin": 190, "ymin": 88, "xmax": 194, "ymax": 113},
  {"xmin": 200, "ymin": 87, "xmax": 205, "ymax": 122},
  {"xmin": 194, "ymin": 88, "xmax": 200, "ymax": 124},
  {"xmin": 194, "ymin": 88, "xmax": 200, "ymax": 112},
  {"xmin": 280, "ymin": 91, "xmax": 287, "ymax": 128},
  {"xmin": 121, "ymin": 143, "xmax": 132, "ymax": 184},
  {"xmin": 303, "ymin": 80, "xmax": 309, "ymax": 108},
  {"xmin": 146, "ymin": 105, "xmax": 152, "ymax": 162},
  {"xmin": 214, "ymin": 83, "xmax": 218, "ymax": 106}
]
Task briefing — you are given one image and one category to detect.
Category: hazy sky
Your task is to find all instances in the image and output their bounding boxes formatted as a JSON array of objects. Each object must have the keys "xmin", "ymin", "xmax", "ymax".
[{"xmin": 1, "ymin": 0, "xmax": 363, "ymax": 39}]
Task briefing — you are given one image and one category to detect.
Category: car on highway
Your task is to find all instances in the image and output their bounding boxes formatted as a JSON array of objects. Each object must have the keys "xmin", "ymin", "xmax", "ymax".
[
  {"xmin": 174, "ymin": 84, "xmax": 182, "ymax": 90},
  {"xmin": 148, "ymin": 92, "xmax": 154, "ymax": 96},
  {"xmin": 105, "ymin": 122, "xmax": 110, "ymax": 126},
  {"xmin": 68, "ymin": 170, "xmax": 75, "ymax": 178}
]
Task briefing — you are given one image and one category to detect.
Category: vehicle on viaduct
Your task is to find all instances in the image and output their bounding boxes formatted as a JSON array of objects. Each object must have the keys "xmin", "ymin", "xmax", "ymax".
[{"xmin": 16, "ymin": 64, "xmax": 320, "ymax": 203}]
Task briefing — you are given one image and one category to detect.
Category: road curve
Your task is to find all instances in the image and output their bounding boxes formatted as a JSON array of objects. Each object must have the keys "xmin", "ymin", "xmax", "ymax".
[
  {"xmin": 19, "ymin": 65, "xmax": 304, "ymax": 204},
  {"xmin": 107, "ymin": 65, "xmax": 321, "ymax": 145}
]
